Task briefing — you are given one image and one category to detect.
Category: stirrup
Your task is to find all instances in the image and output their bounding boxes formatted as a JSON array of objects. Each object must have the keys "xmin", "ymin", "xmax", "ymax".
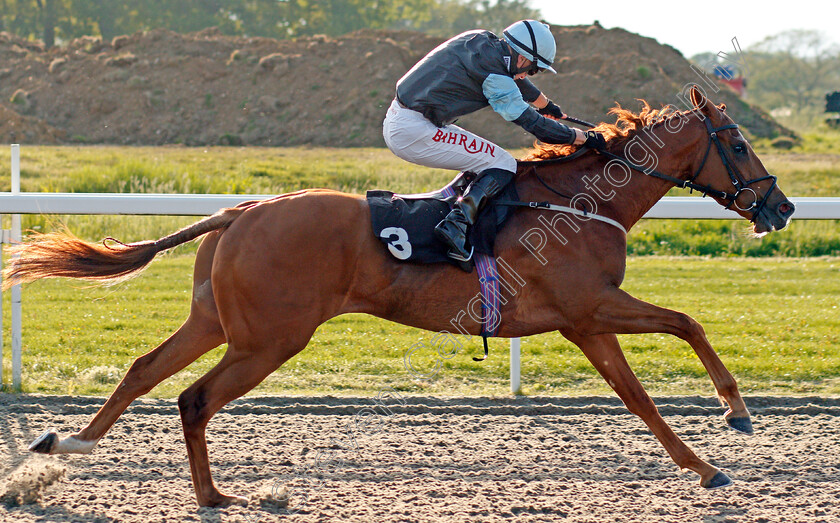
[{"xmin": 447, "ymin": 245, "xmax": 474, "ymax": 263}]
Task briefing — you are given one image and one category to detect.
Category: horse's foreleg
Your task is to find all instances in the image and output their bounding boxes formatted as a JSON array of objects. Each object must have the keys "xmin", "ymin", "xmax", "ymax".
[
  {"xmin": 586, "ymin": 288, "xmax": 751, "ymax": 434},
  {"xmin": 562, "ymin": 331, "xmax": 732, "ymax": 489}
]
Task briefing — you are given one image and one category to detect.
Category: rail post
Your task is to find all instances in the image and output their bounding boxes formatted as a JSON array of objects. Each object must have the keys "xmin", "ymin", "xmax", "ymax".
[
  {"xmin": 10, "ymin": 144, "xmax": 22, "ymax": 391},
  {"xmin": 510, "ymin": 337, "xmax": 521, "ymax": 395}
]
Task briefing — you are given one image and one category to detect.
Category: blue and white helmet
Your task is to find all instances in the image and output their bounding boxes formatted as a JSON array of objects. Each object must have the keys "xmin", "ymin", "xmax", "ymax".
[{"xmin": 503, "ymin": 20, "xmax": 557, "ymax": 74}]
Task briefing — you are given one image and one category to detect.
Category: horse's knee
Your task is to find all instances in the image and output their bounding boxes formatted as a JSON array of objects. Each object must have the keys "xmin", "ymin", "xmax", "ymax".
[
  {"xmin": 678, "ymin": 314, "xmax": 742, "ymax": 397},
  {"xmin": 675, "ymin": 312, "xmax": 706, "ymax": 341},
  {"xmin": 178, "ymin": 388, "xmax": 209, "ymax": 432}
]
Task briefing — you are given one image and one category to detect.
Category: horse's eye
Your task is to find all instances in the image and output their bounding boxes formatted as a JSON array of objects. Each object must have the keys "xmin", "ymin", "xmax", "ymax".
[{"xmin": 733, "ymin": 143, "xmax": 747, "ymax": 154}]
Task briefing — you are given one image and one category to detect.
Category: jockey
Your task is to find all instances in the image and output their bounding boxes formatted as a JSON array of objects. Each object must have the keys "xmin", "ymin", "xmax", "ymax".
[{"xmin": 383, "ymin": 19, "xmax": 606, "ymax": 270}]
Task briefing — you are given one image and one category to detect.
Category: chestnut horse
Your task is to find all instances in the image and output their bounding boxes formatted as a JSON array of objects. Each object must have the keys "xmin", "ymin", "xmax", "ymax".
[{"xmin": 5, "ymin": 87, "xmax": 794, "ymax": 506}]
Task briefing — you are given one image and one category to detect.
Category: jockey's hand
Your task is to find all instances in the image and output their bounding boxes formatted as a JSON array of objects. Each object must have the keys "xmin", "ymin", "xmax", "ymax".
[
  {"xmin": 537, "ymin": 100, "xmax": 564, "ymax": 120},
  {"xmin": 583, "ymin": 131, "xmax": 607, "ymax": 150}
]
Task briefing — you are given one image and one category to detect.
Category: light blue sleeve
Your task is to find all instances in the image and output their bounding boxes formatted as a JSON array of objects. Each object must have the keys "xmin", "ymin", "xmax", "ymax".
[{"xmin": 482, "ymin": 74, "xmax": 530, "ymax": 122}]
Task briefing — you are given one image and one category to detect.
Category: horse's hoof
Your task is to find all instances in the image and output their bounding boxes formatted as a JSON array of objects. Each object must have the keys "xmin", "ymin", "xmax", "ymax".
[
  {"xmin": 701, "ymin": 471, "xmax": 733, "ymax": 489},
  {"xmin": 726, "ymin": 416, "xmax": 754, "ymax": 435},
  {"xmin": 29, "ymin": 429, "xmax": 58, "ymax": 454}
]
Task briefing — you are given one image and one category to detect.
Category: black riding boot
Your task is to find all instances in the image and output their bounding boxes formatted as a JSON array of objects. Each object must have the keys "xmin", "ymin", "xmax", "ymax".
[{"xmin": 434, "ymin": 168, "xmax": 514, "ymax": 269}]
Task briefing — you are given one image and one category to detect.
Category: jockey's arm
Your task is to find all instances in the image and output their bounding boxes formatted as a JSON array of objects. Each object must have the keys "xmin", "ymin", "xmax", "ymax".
[
  {"xmin": 512, "ymin": 109, "xmax": 586, "ymax": 145},
  {"xmin": 485, "ymin": 75, "xmax": 586, "ymax": 145},
  {"xmin": 515, "ymin": 78, "xmax": 559, "ymax": 114}
]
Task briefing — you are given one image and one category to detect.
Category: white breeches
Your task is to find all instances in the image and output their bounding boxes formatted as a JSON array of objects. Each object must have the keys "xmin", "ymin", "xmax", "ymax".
[{"xmin": 382, "ymin": 99, "xmax": 517, "ymax": 174}]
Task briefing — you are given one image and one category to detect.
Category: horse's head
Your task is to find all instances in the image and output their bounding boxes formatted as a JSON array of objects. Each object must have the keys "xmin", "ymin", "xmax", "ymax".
[{"xmin": 686, "ymin": 86, "xmax": 794, "ymax": 235}]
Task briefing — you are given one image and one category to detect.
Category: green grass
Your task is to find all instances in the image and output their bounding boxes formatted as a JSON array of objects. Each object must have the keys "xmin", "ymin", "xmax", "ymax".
[
  {"xmin": 627, "ymin": 219, "xmax": 840, "ymax": 256},
  {"xmin": 2, "ymin": 256, "xmax": 839, "ymax": 397},
  {"xmin": 753, "ymin": 127, "xmax": 840, "ymax": 156},
  {"xmin": 0, "ymin": 146, "xmax": 450, "ymax": 195}
]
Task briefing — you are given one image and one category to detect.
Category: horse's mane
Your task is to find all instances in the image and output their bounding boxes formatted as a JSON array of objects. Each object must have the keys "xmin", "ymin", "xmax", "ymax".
[{"xmin": 521, "ymin": 101, "xmax": 683, "ymax": 161}]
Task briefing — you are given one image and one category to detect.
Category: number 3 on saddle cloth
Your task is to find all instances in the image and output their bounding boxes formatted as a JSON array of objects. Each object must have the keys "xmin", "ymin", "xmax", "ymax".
[{"xmin": 367, "ymin": 172, "xmax": 519, "ymax": 343}]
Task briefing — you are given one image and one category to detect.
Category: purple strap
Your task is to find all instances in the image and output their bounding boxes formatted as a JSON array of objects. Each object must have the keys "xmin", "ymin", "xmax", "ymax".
[
  {"xmin": 440, "ymin": 184, "xmax": 457, "ymax": 198},
  {"xmin": 475, "ymin": 253, "xmax": 501, "ymax": 337}
]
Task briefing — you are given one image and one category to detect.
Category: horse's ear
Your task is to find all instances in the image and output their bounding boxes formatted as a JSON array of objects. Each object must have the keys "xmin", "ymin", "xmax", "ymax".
[
  {"xmin": 717, "ymin": 103, "xmax": 727, "ymax": 112},
  {"xmin": 689, "ymin": 85, "xmax": 706, "ymax": 108},
  {"xmin": 690, "ymin": 85, "xmax": 715, "ymax": 117}
]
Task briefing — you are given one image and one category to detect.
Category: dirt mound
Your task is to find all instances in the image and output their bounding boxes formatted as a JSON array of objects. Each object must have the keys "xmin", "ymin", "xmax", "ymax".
[
  {"xmin": 0, "ymin": 103, "xmax": 66, "ymax": 144},
  {"xmin": 0, "ymin": 25, "xmax": 790, "ymax": 147}
]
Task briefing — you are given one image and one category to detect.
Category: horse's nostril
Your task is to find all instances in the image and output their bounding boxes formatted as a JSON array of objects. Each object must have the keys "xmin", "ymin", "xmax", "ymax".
[{"xmin": 778, "ymin": 201, "xmax": 794, "ymax": 216}]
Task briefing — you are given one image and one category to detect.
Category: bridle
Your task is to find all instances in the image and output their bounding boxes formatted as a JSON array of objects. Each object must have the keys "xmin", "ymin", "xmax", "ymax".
[
  {"xmin": 685, "ymin": 117, "xmax": 778, "ymax": 220},
  {"xmin": 528, "ymin": 114, "xmax": 779, "ymax": 223}
]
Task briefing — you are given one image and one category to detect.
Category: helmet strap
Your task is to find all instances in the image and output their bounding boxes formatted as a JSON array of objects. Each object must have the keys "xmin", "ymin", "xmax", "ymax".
[
  {"xmin": 511, "ymin": 51, "xmax": 540, "ymax": 76},
  {"xmin": 504, "ymin": 42, "xmax": 529, "ymax": 75}
]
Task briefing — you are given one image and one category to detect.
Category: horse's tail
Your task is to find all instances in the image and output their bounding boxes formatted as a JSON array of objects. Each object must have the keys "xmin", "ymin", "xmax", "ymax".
[{"xmin": 2, "ymin": 204, "xmax": 253, "ymax": 290}]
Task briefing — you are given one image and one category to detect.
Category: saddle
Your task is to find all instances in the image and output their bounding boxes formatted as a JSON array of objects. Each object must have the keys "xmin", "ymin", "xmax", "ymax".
[{"xmin": 367, "ymin": 172, "xmax": 519, "ymax": 267}]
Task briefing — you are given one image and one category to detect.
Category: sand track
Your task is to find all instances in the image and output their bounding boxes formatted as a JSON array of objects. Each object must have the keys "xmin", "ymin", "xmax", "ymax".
[{"xmin": 1, "ymin": 394, "xmax": 839, "ymax": 522}]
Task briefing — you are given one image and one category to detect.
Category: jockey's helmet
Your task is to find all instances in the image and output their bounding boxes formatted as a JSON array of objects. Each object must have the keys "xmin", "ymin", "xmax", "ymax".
[{"xmin": 503, "ymin": 20, "xmax": 557, "ymax": 74}]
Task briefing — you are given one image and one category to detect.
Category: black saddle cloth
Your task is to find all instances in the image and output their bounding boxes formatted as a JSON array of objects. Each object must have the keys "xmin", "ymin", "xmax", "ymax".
[{"xmin": 367, "ymin": 174, "xmax": 518, "ymax": 265}]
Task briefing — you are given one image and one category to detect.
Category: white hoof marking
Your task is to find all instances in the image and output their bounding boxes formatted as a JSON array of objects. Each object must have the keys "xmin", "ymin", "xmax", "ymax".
[{"xmin": 53, "ymin": 436, "xmax": 99, "ymax": 455}]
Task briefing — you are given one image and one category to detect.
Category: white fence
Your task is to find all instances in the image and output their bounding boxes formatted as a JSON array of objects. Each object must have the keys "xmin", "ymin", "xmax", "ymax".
[
  {"xmin": 3, "ymin": 145, "xmax": 840, "ymax": 392},
  {"xmin": 3, "ymin": 192, "xmax": 840, "ymax": 219}
]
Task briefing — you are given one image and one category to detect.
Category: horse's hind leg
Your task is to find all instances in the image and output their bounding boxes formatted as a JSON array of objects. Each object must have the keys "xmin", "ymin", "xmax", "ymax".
[
  {"xmin": 562, "ymin": 331, "xmax": 732, "ymax": 489},
  {"xmin": 30, "ymin": 232, "xmax": 226, "ymax": 455},
  {"xmin": 176, "ymin": 332, "xmax": 314, "ymax": 507}
]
